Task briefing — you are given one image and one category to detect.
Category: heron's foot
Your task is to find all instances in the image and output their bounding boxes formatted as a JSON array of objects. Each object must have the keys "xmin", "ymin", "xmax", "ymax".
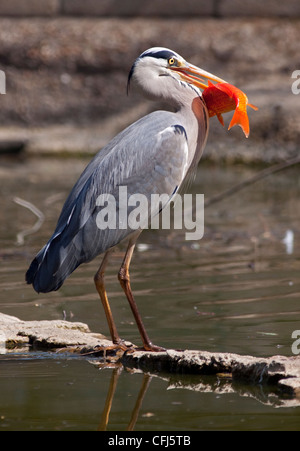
[
  {"xmin": 140, "ymin": 343, "xmax": 166, "ymax": 353},
  {"xmin": 110, "ymin": 340, "xmax": 132, "ymax": 352},
  {"xmin": 82, "ymin": 341, "xmax": 134, "ymax": 357}
]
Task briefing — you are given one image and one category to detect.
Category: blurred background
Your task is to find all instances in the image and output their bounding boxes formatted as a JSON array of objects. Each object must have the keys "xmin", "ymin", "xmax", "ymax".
[
  {"xmin": 0, "ymin": 0, "xmax": 299, "ymax": 161},
  {"xmin": 0, "ymin": 0, "xmax": 300, "ymax": 432}
]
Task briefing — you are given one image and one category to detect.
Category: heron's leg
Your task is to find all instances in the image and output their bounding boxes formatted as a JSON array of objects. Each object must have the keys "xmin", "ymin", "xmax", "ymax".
[
  {"xmin": 94, "ymin": 250, "xmax": 123, "ymax": 346},
  {"xmin": 118, "ymin": 236, "xmax": 165, "ymax": 352}
]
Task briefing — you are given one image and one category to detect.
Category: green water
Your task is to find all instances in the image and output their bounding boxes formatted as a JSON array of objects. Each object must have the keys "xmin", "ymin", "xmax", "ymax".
[{"xmin": 0, "ymin": 155, "xmax": 299, "ymax": 430}]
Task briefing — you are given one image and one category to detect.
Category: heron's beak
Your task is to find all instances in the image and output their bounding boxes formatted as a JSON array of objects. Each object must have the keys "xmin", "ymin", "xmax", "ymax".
[{"xmin": 171, "ymin": 63, "xmax": 227, "ymax": 90}]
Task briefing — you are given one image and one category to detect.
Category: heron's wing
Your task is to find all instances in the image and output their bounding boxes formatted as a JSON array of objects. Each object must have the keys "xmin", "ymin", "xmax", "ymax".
[
  {"xmin": 55, "ymin": 112, "xmax": 188, "ymax": 232},
  {"xmin": 26, "ymin": 111, "xmax": 190, "ymax": 292}
]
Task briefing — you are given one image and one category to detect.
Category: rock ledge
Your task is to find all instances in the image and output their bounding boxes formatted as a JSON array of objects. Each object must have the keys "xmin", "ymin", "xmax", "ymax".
[{"xmin": 1, "ymin": 313, "xmax": 299, "ymax": 398}]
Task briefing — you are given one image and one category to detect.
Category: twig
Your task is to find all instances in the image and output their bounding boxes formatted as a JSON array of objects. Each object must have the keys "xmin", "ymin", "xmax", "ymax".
[
  {"xmin": 205, "ymin": 156, "xmax": 300, "ymax": 208},
  {"xmin": 13, "ymin": 197, "xmax": 45, "ymax": 245}
]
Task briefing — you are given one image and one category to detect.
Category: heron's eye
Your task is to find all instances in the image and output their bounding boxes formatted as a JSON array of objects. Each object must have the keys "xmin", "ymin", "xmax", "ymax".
[{"xmin": 168, "ymin": 57, "xmax": 176, "ymax": 66}]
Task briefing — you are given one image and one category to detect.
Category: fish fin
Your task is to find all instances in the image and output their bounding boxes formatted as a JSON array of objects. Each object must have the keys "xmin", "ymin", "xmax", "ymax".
[
  {"xmin": 216, "ymin": 113, "xmax": 225, "ymax": 126},
  {"xmin": 228, "ymin": 109, "xmax": 250, "ymax": 138},
  {"xmin": 248, "ymin": 103, "xmax": 258, "ymax": 111}
]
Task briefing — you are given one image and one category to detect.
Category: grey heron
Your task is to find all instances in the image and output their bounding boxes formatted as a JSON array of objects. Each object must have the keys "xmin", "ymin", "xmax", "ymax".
[{"xmin": 26, "ymin": 47, "xmax": 226, "ymax": 352}]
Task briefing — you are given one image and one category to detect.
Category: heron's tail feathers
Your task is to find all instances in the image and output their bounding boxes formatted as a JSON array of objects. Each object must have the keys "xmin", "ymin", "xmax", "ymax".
[{"xmin": 25, "ymin": 234, "xmax": 80, "ymax": 293}]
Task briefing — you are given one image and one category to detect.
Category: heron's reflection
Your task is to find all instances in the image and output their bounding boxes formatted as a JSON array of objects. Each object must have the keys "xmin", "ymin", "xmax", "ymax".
[
  {"xmin": 96, "ymin": 360, "xmax": 298, "ymax": 431},
  {"xmin": 98, "ymin": 365, "xmax": 152, "ymax": 431},
  {"xmin": 98, "ymin": 366, "xmax": 122, "ymax": 431}
]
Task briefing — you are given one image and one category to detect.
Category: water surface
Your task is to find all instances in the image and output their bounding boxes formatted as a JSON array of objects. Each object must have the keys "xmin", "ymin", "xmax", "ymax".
[{"xmin": 0, "ymin": 155, "xmax": 299, "ymax": 430}]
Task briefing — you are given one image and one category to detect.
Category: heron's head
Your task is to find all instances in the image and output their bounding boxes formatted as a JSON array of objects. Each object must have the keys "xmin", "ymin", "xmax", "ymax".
[{"xmin": 127, "ymin": 47, "xmax": 226, "ymax": 106}]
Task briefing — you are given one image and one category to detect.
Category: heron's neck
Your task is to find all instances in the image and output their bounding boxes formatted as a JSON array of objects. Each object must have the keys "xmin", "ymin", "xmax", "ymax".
[
  {"xmin": 178, "ymin": 94, "xmax": 209, "ymax": 169},
  {"xmin": 167, "ymin": 80, "xmax": 201, "ymax": 110}
]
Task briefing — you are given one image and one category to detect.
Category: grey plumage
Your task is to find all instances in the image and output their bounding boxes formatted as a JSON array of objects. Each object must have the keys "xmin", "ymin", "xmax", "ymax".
[
  {"xmin": 26, "ymin": 47, "xmax": 228, "ymax": 354},
  {"xmin": 26, "ymin": 108, "xmax": 207, "ymax": 292}
]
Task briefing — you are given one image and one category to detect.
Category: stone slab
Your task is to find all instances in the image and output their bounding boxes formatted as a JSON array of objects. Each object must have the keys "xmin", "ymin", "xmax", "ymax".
[
  {"xmin": 218, "ymin": 0, "xmax": 300, "ymax": 17},
  {"xmin": 0, "ymin": 0, "xmax": 60, "ymax": 16},
  {"xmin": 1, "ymin": 312, "xmax": 300, "ymax": 401}
]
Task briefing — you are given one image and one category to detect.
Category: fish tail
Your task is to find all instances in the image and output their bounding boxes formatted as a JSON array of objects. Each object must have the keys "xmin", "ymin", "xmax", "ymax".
[{"xmin": 228, "ymin": 108, "xmax": 250, "ymax": 138}]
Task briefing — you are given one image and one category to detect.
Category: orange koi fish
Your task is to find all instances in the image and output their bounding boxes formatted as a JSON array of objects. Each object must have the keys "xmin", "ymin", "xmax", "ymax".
[{"xmin": 202, "ymin": 81, "xmax": 258, "ymax": 138}]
